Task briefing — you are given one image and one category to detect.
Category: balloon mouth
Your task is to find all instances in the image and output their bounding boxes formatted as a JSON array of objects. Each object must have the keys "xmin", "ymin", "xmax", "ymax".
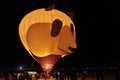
[
  {"xmin": 57, "ymin": 47, "xmax": 71, "ymax": 54},
  {"xmin": 31, "ymin": 53, "xmax": 61, "ymax": 71}
]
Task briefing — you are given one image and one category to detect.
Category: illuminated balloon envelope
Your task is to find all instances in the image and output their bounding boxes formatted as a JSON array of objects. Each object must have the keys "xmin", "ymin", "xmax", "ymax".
[{"xmin": 19, "ymin": 8, "xmax": 77, "ymax": 72}]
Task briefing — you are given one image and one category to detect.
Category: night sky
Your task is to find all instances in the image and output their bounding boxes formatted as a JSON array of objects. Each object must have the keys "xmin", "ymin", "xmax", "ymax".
[{"xmin": 0, "ymin": 0, "xmax": 119, "ymax": 69}]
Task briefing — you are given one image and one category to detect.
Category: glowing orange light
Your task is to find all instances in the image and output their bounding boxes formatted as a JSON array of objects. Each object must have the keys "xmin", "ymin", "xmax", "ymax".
[
  {"xmin": 41, "ymin": 64, "xmax": 53, "ymax": 72},
  {"xmin": 46, "ymin": 64, "xmax": 50, "ymax": 67}
]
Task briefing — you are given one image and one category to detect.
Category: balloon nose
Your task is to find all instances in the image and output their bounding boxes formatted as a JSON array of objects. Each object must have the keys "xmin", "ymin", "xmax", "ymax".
[{"xmin": 68, "ymin": 46, "xmax": 76, "ymax": 52}]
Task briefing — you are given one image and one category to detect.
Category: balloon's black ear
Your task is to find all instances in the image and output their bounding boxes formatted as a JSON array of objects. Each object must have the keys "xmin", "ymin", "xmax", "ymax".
[
  {"xmin": 45, "ymin": 4, "xmax": 55, "ymax": 11},
  {"xmin": 66, "ymin": 11, "xmax": 75, "ymax": 19}
]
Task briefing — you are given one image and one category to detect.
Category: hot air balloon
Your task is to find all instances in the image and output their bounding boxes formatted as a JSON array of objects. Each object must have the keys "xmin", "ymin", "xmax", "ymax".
[{"xmin": 18, "ymin": 5, "xmax": 77, "ymax": 72}]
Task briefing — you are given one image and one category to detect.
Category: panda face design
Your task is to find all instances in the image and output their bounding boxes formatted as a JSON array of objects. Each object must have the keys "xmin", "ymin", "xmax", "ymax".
[
  {"xmin": 51, "ymin": 19, "xmax": 77, "ymax": 55},
  {"xmin": 19, "ymin": 8, "xmax": 77, "ymax": 57}
]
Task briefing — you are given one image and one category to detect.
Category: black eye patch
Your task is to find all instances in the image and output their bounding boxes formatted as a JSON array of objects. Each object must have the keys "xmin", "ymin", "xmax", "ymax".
[
  {"xmin": 51, "ymin": 19, "xmax": 62, "ymax": 37},
  {"xmin": 70, "ymin": 23, "xmax": 74, "ymax": 35}
]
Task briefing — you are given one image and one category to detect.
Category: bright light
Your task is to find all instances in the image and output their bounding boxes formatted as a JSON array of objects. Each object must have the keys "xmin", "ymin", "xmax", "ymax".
[
  {"xmin": 19, "ymin": 66, "xmax": 23, "ymax": 70},
  {"xmin": 41, "ymin": 64, "xmax": 54, "ymax": 71},
  {"xmin": 46, "ymin": 64, "xmax": 50, "ymax": 67},
  {"xmin": 57, "ymin": 72, "xmax": 60, "ymax": 75}
]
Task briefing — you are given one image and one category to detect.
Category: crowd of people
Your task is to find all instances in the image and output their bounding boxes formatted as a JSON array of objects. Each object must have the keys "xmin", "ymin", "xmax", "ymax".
[
  {"xmin": 0, "ymin": 69, "xmax": 117, "ymax": 80},
  {"xmin": 3, "ymin": 72, "xmax": 32, "ymax": 80},
  {"xmin": 1, "ymin": 71, "xmax": 79, "ymax": 80}
]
